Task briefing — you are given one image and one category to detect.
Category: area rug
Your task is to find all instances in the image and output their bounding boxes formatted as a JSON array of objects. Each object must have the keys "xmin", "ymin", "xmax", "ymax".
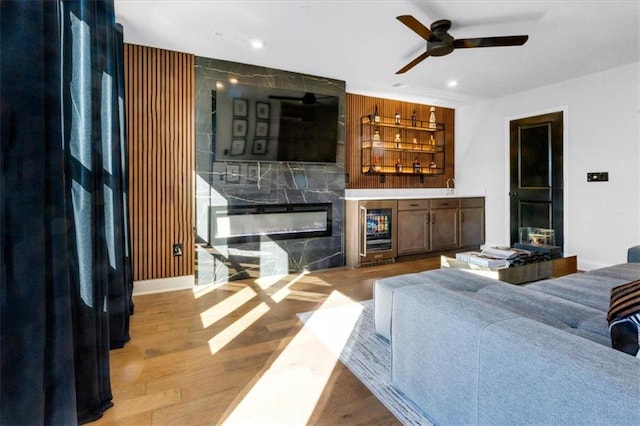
[{"xmin": 297, "ymin": 300, "xmax": 434, "ymax": 425}]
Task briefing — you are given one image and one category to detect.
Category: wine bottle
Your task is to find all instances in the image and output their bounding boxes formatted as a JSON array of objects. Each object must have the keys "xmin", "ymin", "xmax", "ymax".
[
  {"xmin": 395, "ymin": 111, "xmax": 401, "ymax": 125},
  {"xmin": 374, "ymin": 104, "xmax": 380, "ymax": 123},
  {"xmin": 411, "ymin": 110, "xmax": 417, "ymax": 127},
  {"xmin": 413, "ymin": 158, "xmax": 421, "ymax": 174}
]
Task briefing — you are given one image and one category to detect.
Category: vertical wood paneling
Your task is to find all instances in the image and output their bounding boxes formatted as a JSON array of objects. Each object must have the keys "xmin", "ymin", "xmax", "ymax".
[
  {"xmin": 124, "ymin": 44, "xmax": 194, "ymax": 281},
  {"xmin": 345, "ymin": 93, "xmax": 455, "ymax": 189}
]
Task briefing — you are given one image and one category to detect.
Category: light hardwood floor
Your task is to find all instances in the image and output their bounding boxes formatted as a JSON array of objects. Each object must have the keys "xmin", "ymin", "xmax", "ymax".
[{"xmin": 93, "ymin": 257, "xmax": 442, "ymax": 425}]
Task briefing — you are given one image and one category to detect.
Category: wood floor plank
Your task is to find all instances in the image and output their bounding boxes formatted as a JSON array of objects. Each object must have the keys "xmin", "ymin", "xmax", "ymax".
[{"xmin": 93, "ymin": 257, "xmax": 441, "ymax": 425}]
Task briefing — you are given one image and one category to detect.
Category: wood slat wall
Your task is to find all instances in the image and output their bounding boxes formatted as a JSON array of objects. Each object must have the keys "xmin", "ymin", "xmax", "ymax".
[
  {"xmin": 345, "ymin": 93, "xmax": 455, "ymax": 189},
  {"xmin": 124, "ymin": 44, "xmax": 195, "ymax": 281}
]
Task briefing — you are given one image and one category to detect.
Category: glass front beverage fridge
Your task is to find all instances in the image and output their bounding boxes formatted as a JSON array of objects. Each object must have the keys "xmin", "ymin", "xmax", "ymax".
[{"xmin": 359, "ymin": 200, "xmax": 397, "ymax": 264}]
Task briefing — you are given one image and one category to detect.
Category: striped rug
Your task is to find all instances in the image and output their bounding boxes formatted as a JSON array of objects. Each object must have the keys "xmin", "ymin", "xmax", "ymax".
[{"xmin": 298, "ymin": 300, "xmax": 434, "ymax": 425}]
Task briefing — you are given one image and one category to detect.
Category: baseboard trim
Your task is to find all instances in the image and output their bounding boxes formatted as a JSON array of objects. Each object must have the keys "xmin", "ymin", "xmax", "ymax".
[{"xmin": 133, "ymin": 275, "xmax": 195, "ymax": 296}]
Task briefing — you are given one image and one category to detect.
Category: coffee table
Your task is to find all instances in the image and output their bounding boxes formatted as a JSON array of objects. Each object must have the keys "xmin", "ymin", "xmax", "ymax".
[{"xmin": 440, "ymin": 254, "xmax": 577, "ymax": 285}]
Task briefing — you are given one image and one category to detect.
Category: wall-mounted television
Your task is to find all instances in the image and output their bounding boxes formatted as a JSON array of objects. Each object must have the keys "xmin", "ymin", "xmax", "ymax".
[{"xmin": 212, "ymin": 82, "xmax": 339, "ymax": 163}]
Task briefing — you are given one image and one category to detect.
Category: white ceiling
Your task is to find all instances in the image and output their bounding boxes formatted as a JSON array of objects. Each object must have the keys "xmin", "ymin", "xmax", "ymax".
[{"xmin": 114, "ymin": 0, "xmax": 640, "ymax": 106}]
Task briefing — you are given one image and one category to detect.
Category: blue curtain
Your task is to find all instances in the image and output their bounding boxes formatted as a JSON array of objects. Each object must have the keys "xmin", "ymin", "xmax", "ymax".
[{"xmin": 0, "ymin": 0, "xmax": 133, "ymax": 424}]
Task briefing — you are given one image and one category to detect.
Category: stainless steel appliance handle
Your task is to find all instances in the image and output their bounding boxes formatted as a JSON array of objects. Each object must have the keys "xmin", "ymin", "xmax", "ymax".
[{"xmin": 360, "ymin": 205, "xmax": 367, "ymax": 257}]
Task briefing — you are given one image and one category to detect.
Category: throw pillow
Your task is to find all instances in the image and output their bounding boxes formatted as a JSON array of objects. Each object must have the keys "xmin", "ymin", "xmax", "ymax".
[{"xmin": 607, "ymin": 280, "xmax": 640, "ymax": 357}]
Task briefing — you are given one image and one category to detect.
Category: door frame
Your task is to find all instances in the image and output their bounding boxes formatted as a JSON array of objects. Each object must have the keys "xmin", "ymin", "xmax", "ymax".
[{"xmin": 504, "ymin": 106, "xmax": 570, "ymax": 253}]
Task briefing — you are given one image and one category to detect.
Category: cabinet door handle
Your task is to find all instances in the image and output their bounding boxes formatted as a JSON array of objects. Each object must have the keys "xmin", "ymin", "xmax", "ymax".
[
  {"xmin": 431, "ymin": 212, "xmax": 436, "ymax": 224},
  {"xmin": 359, "ymin": 206, "xmax": 367, "ymax": 258},
  {"xmin": 409, "ymin": 203, "xmax": 420, "ymax": 207}
]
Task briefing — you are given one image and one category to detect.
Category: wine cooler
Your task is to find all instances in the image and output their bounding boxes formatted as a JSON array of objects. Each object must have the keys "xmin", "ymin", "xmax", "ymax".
[{"xmin": 358, "ymin": 200, "xmax": 397, "ymax": 264}]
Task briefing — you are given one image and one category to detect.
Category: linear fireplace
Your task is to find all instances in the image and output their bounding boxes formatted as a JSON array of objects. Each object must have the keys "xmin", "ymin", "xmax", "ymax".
[{"xmin": 209, "ymin": 203, "xmax": 332, "ymax": 244}]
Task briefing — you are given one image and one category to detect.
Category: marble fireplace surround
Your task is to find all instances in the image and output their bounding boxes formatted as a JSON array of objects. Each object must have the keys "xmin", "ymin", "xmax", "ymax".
[{"xmin": 195, "ymin": 57, "xmax": 346, "ymax": 283}]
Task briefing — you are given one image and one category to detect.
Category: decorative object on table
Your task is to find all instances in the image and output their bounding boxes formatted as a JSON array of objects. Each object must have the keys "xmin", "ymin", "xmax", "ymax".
[
  {"xmin": 226, "ymin": 164, "xmax": 240, "ymax": 183},
  {"xmin": 232, "ymin": 98, "xmax": 248, "ymax": 117},
  {"xmin": 255, "ymin": 101, "xmax": 270, "ymax": 120},
  {"xmin": 232, "ymin": 118, "xmax": 247, "ymax": 137},
  {"xmin": 252, "ymin": 139, "xmax": 267, "ymax": 155},
  {"xmin": 428, "ymin": 106, "xmax": 437, "ymax": 129},
  {"xmin": 229, "ymin": 139, "xmax": 246, "ymax": 156},
  {"xmin": 255, "ymin": 120, "xmax": 269, "ymax": 137}
]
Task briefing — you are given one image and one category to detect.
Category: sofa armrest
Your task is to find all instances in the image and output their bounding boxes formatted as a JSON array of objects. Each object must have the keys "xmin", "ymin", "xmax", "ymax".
[{"xmin": 628, "ymin": 245, "xmax": 640, "ymax": 263}]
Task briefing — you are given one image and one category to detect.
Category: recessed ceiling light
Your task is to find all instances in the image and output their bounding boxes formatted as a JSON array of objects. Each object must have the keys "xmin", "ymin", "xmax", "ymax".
[
  {"xmin": 229, "ymin": 78, "xmax": 238, "ymax": 84},
  {"xmin": 250, "ymin": 39, "xmax": 264, "ymax": 49},
  {"xmin": 447, "ymin": 80, "xmax": 458, "ymax": 88}
]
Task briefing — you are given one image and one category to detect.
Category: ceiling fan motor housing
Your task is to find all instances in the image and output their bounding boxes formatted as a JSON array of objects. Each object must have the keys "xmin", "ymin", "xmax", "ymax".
[{"xmin": 428, "ymin": 19, "xmax": 454, "ymax": 56}]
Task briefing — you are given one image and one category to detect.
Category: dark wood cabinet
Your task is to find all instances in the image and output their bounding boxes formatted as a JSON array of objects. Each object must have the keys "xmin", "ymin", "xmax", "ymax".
[
  {"xmin": 397, "ymin": 198, "xmax": 465, "ymax": 255},
  {"xmin": 459, "ymin": 197, "xmax": 485, "ymax": 248},
  {"xmin": 348, "ymin": 196, "xmax": 485, "ymax": 266},
  {"xmin": 430, "ymin": 199, "xmax": 459, "ymax": 251},
  {"xmin": 398, "ymin": 209, "xmax": 430, "ymax": 255}
]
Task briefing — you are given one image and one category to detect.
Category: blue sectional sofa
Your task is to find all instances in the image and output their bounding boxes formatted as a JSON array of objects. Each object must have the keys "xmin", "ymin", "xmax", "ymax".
[{"xmin": 374, "ymin": 248, "xmax": 640, "ymax": 425}]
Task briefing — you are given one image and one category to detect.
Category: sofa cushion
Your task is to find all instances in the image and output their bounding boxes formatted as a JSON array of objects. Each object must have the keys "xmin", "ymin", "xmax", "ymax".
[
  {"xmin": 608, "ymin": 280, "xmax": 640, "ymax": 356},
  {"xmin": 475, "ymin": 281, "xmax": 610, "ymax": 345},
  {"xmin": 525, "ymin": 272, "xmax": 631, "ymax": 312}
]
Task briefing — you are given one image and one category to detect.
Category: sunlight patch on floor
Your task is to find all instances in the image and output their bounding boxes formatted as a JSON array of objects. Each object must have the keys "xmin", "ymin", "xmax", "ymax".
[
  {"xmin": 199, "ymin": 286, "xmax": 257, "ymax": 328},
  {"xmin": 267, "ymin": 271, "xmax": 308, "ymax": 303},
  {"xmin": 192, "ymin": 281, "xmax": 229, "ymax": 299},
  {"xmin": 221, "ymin": 290, "xmax": 362, "ymax": 425},
  {"xmin": 207, "ymin": 302, "xmax": 270, "ymax": 354}
]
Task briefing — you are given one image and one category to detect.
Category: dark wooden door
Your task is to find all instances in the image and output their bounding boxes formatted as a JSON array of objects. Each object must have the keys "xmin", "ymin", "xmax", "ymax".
[{"xmin": 509, "ymin": 112, "xmax": 563, "ymax": 250}]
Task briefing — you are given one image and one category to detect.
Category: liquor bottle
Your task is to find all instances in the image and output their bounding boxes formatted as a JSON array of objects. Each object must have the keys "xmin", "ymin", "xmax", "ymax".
[
  {"xmin": 395, "ymin": 111, "xmax": 401, "ymax": 125},
  {"xmin": 395, "ymin": 159, "xmax": 403, "ymax": 173},
  {"xmin": 395, "ymin": 133, "xmax": 402, "ymax": 148},
  {"xmin": 374, "ymin": 104, "xmax": 380, "ymax": 123},
  {"xmin": 428, "ymin": 106, "xmax": 437, "ymax": 129},
  {"xmin": 411, "ymin": 109, "xmax": 417, "ymax": 127},
  {"xmin": 373, "ymin": 129, "xmax": 381, "ymax": 143},
  {"xmin": 413, "ymin": 158, "xmax": 421, "ymax": 174}
]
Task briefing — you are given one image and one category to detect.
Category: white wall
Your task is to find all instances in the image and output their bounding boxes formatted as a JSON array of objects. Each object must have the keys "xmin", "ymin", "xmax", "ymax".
[{"xmin": 456, "ymin": 62, "xmax": 640, "ymax": 270}]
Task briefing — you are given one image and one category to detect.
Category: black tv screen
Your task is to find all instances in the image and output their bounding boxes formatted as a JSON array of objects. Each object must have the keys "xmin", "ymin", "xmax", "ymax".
[{"xmin": 212, "ymin": 82, "xmax": 339, "ymax": 163}]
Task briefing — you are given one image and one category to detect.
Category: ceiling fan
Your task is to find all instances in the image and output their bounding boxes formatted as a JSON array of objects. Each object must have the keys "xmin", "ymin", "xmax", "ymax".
[{"xmin": 396, "ymin": 15, "xmax": 529, "ymax": 74}]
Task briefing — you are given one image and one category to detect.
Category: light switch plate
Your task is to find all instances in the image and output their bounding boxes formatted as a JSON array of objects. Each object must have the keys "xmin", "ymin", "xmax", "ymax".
[{"xmin": 587, "ymin": 172, "xmax": 608, "ymax": 182}]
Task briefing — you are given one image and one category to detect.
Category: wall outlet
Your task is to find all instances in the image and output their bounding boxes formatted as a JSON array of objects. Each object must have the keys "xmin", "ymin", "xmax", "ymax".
[
  {"xmin": 587, "ymin": 172, "xmax": 609, "ymax": 182},
  {"xmin": 172, "ymin": 243, "xmax": 183, "ymax": 257}
]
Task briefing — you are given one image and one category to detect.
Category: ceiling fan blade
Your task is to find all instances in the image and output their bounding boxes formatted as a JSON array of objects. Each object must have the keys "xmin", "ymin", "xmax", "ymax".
[
  {"xmin": 397, "ymin": 15, "xmax": 437, "ymax": 41},
  {"xmin": 396, "ymin": 51, "xmax": 430, "ymax": 74},
  {"xmin": 453, "ymin": 35, "xmax": 528, "ymax": 49}
]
